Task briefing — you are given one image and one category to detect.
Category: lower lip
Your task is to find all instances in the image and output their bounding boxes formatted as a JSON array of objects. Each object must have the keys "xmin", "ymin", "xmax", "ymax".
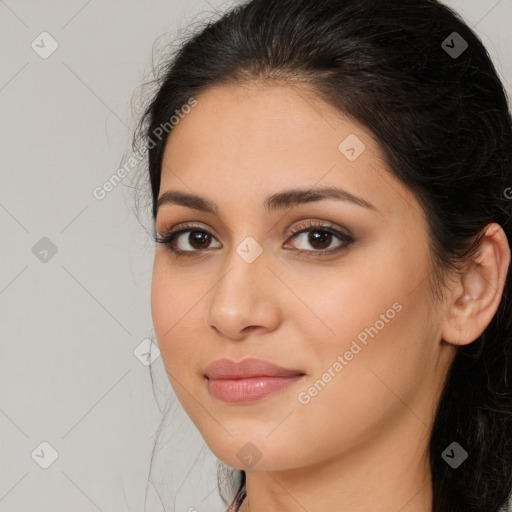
[{"xmin": 206, "ymin": 375, "xmax": 304, "ymax": 403}]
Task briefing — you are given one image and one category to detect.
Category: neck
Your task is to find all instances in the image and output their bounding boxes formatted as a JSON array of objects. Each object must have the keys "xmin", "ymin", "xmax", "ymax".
[{"xmin": 238, "ymin": 411, "xmax": 433, "ymax": 512}]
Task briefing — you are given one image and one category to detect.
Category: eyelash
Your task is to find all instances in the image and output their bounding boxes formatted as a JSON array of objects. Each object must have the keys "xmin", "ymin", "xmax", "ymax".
[{"xmin": 154, "ymin": 220, "xmax": 355, "ymax": 259}]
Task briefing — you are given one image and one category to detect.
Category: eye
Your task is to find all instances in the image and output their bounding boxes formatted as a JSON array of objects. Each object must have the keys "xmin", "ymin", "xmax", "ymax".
[
  {"xmin": 154, "ymin": 222, "xmax": 221, "ymax": 256},
  {"xmin": 284, "ymin": 220, "xmax": 354, "ymax": 258},
  {"xmin": 154, "ymin": 220, "xmax": 354, "ymax": 258}
]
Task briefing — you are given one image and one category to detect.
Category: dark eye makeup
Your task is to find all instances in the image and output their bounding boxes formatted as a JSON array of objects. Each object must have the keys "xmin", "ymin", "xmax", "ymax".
[{"xmin": 154, "ymin": 219, "xmax": 355, "ymax": 259}]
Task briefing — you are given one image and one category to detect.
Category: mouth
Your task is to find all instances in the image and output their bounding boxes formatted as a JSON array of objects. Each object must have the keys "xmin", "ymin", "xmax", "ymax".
[
  {"xmin": 204, "ymin": 357, "xmax": 305, "ymax": 403},
  {"xmin": 205, "ymin": 374, "xmax": 305, "ymax": 403}
]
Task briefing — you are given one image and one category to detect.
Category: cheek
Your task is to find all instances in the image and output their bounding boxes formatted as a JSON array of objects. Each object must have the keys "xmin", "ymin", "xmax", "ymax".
[
  {"xmin": 291, "ymin": 263, "xmax": 408, "ymax": 357},
  {"xmin": 293, "ymin": 251, "xmax": 434, "ymax": 406},
  {"xmin": 297, "ymin": 276, "xmax": 434, "ymax": 418},
  {"xmin": 150, "ymin": 262, "xmax": 198, "ymax": 375},
  {"xmin": 281, "ymin": 297, "xmax": 434, "ymax": 469},
  {"xmin": 151, "ymin": 276, "xmax": 204, "ymax": 418},
  {"xmin": 151, "ymin": 255, "xmax": 202, "ymax": 335}
]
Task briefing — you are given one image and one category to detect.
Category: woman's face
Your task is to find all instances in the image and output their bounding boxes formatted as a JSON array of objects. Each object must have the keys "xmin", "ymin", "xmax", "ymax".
[{"xmin": 151, "ymin": 81, "xmax": 454, "ymax": 472}]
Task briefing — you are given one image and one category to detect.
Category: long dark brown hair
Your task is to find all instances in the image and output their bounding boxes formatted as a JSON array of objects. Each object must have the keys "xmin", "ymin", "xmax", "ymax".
[{"xmin": 134, "ymin": 0, "xmax": 512, "ymax": 510}]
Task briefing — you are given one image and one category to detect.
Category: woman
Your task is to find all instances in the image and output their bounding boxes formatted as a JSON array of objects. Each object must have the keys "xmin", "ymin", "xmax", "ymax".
[{"xmin": 134, "ymin": 0, "xmax": 512, "ymax": 510}]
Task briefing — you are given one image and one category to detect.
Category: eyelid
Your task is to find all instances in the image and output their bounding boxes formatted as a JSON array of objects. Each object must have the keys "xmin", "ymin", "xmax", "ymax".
[
  {"xmin": 157, "ymin": 218, "xmax": 350, "ymax": 239},
  {"xmin": 284, "ymin": 218, "xmax": 353, "ymax": 239}
]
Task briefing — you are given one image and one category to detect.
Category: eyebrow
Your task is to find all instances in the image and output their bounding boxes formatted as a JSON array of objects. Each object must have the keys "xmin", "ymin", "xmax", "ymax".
[{"xmin": 156, "ymin": 186, "xmax": 376, "ymax": 215}]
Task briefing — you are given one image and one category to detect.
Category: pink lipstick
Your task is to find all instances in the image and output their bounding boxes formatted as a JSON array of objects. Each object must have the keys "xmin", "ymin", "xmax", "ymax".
[{"xmin": 204, "ymin": 357, "xmax": 305, "ymax": 403}]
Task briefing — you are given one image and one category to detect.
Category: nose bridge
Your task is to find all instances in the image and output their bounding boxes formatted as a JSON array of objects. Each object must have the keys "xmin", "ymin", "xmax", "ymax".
[
  {"xmin": 212, "ymin": 236, "xmax": 268, "ymax": 307},
  {"xmin": 206, "ymin": 235, "xmax": 281, "ymax": 337}
]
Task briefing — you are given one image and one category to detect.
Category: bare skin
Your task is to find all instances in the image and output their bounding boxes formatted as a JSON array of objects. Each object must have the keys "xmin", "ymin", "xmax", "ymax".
[{"xmin": 150, "ymin": 80, "xmax": 510, "ymax": 512}]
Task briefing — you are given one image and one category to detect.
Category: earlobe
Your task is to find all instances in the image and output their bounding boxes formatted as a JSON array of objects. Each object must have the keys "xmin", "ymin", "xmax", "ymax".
[{"xmin": 441, "ymin": 223, "xmax": 511, "ymax": 347}]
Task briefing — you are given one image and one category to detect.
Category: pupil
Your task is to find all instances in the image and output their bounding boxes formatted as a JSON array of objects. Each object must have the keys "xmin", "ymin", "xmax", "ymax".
[
  {"xmin": 309, "ymin": 230, "xmax": 331, "ymax": 249},
  {"xmin": 190, "ymin": 231, "xmax": 210, "ymax": 249}
]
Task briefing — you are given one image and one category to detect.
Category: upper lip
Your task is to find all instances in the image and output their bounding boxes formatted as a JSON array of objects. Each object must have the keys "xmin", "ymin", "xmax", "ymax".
[{"xmin": 204, "ymin": 358, "xmax": 305, "ymax": 379}]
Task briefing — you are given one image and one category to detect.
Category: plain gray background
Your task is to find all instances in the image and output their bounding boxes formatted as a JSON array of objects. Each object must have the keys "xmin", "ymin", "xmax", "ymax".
[{"xmin": 1, "ymin": 1, "xmax": 511, "ymax": 511}]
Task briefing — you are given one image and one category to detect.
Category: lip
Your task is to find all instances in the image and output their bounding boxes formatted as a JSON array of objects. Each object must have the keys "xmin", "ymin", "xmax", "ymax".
[
  {"xmin": 204, "ymin": 357, "xmax": 304, "ymax": 379},
  {"xmin": 204, "ymin": 358, "xmax": 305, "ymax": 403}
]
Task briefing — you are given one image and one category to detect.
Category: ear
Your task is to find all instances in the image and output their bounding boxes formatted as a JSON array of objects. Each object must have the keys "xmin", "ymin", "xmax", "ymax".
[{"xmin": 441, "ymin": 223, "xmax": 511, "ymax": 346}]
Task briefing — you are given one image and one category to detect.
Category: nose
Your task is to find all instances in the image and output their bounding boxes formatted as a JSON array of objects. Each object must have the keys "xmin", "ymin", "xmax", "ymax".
[{"xmin": 205, "ymin": 251, "xmax": 282, "ymax": 341}]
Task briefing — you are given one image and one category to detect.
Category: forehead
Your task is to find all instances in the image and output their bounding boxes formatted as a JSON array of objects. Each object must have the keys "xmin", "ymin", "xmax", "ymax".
[
  {"xmin": 163, "ymin": 80, "xmax": 377, "ymax": 162},
  {"xmin": 158, "ymin": 81, "xmax": 417, "ymax": 220}
]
